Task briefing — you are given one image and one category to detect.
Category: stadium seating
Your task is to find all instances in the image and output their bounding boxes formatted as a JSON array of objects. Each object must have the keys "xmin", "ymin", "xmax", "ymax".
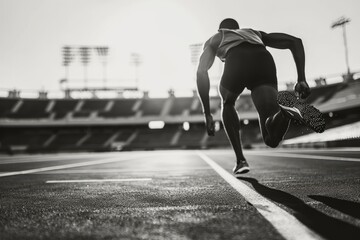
[
  {"xmin": 7, "ymin": 99, "xmax": 50, "ymax": 119},
  {"xmin": 0, "ymin": 98, "xmax": 19, "ymax": 118},
  {"xmin": 176, "ymin": 124, "xmax": 206, "ymax": 148},
  {"xmin": 45, "ymin": 129, "xmax": 86, "ymax": 151},
  {"xmin": 190, "ymin": 97, "xmax": 221, "ymax": 115},
  {"xmin": 206, "ymin": 128, "xmax": 229, "ymax": 148},
  {"xmin": 1, "ymin": 80, "xmax": 360, "ymax": 153},
  {"xmin": 73, "ymin": 100, "xmax": 108, "ymax": 118},
  {"xmin": 168, "ymin": 97, "xmax": 194, "ymax": 116},
  {"xmin": 79, "ymin": 129, "xmax": 116, "ymax": 150},
  {"xmin": 138, "ymin": 98, "xmax": 166, "ymax": 116},
  {"xmin": 52, "ymin": 99, "xmax": 78, "ymax": 119},
  {"xmin": 126, "ymin": 125, "xmax": 178, "ymax": 150},
  {"xmin": 0, "ymin": 128, "xmax": 53, "ymax": 152},
  {"xmin": 98, "ymin": 99, "xmax": 137, "ymax": 118}
]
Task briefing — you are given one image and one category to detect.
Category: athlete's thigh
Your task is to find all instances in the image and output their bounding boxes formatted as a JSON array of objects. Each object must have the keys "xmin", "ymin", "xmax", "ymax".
[{"xmin": 251, "ymin": 84, "xmax": 279, "ymax": 121}]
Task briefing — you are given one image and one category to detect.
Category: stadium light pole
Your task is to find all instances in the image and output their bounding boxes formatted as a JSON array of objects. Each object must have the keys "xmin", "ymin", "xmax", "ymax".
[
  {"xmin": 331, "ymin": 16, "xmax": 351, "ymax": 76},
  {"xmin": 79, "ymin": 46, "xmax": 91, "ymax": 89},
  {"xmin": 62, "ymin": 46, "xmax": 73, "ymax": 81},
  {"xmin": 96, "ymin": 46, "xmax": 109, "ymax": 89},
  {"xmin": 130, "ymin": 53, "xmax": 142, "ymax": 90}
]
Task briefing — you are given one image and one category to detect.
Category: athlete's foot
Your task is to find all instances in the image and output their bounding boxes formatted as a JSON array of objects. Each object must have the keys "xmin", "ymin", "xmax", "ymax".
[
  {"xmin": 277, "ymin": 91, "xmax": 326, "ymax": 133},
  {"xmin": 233, "ymin": 160, "xmax": 250, "ymax": 176}
]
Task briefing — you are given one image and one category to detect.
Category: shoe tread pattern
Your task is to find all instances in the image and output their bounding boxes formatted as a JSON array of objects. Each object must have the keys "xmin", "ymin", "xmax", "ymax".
[{"xmin": 278, "ymin": 91, "xmax": 326, "ymax": 133}]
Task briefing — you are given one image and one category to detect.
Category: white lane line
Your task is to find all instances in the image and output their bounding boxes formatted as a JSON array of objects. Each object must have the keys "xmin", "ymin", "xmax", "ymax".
[
  {"xmin": 46, "ymin": 178, "xmax": 152, "ymax": 183},
  {"xmin": 0, "ymin": 152, "xmax": 150, "ymax": 164},
  {"xmin": 247, "ymin": 152, "xmax": 360, "ymax": 162},
  {"xmin": 31, "ymin": 167, "xmax": 212, "ymax": 174},
  {"xmin": 0, "ymin": 155, "xmax": 146, "ymax": 178},
  {"xmin": 196, "ymin": 151, "xmax": 323, "ymax": 240}
]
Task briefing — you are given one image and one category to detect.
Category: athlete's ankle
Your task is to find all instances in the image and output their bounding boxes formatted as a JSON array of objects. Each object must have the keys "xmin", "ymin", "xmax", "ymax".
[{"xmin": 236, "ymin": 158, "xmax": 247, "ymax": 164}]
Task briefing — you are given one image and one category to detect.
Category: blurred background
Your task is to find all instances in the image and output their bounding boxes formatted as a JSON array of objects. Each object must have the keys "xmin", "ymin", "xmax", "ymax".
[{"xmin": 1, "ymin": 0, "xmax": 359, "ymax": 154}]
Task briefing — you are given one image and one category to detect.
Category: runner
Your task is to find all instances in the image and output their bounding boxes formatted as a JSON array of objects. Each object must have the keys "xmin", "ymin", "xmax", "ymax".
[{"xmin": 196, "ymin": 18, "xmax": 325, "ymax": 176}]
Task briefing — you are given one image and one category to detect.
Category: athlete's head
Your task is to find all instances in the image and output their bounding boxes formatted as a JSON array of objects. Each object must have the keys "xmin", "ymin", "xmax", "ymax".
[{"xmin": 219, "ymin": 18, "xmax": 239, "ymax": 30}]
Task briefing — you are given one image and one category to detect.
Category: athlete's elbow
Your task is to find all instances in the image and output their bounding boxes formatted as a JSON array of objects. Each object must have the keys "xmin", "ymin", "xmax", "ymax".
[{"xmin": 290, "ymin": 37, "xmax": 303, "ymax": 50}]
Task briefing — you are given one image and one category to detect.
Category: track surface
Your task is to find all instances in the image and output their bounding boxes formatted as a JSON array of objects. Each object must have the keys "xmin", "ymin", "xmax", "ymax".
[{"xmin": 0, "ymin": 148, "xmax": 359, "ymax": 240}]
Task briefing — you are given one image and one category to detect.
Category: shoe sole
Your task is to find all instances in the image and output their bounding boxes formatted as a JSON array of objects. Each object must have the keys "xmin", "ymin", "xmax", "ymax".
[
  {"xmin": 233, "ymin": 166, "xmax": 250, "ymax": 176},
  {"xmin": 278, "ymin": 91, "xmax": 326, "ymax": 133}
]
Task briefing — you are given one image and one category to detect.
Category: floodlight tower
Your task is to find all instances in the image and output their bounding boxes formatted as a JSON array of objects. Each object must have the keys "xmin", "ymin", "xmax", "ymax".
[
  {"xmin": 331, "ymin": 16, "xmax": 351, "ymax": 76},
  {"xmin": 79, "ymin": 46, "xmax": 91, "ymax": 88},
  {"xmin": 62, "ymin": 46, "xmax": 73, "ymax": 81},
  {"xmin": 95, "ymin": 46, "xmax": 109, "ymax": 88},
  {"xmin": 130, "ymin": 53, "xmax": 142, "ymax": 89}
]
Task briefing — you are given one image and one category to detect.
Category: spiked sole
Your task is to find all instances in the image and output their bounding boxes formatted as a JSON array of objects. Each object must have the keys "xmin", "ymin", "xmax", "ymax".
[{"xmin": 277, "ymin": 91, "xmax": 326, "ymax": 133}]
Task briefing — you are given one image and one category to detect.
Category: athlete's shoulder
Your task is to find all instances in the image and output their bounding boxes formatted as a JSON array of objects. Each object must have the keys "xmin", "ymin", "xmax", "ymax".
[
  {"xmin": 244, "ymin": 28, "xmax": 263, "ymax": 37},
  {"xmin": 204, "ymin": 32, "xmax": 222, "ymax": 50}
]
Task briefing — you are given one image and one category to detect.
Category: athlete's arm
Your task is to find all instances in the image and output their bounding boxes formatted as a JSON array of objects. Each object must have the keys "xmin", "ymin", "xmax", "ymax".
[
  {"xmin": 260, "ymin": 31, "xmax": 310, "ymax": 98},
  {"xmin": 196, "ymin": 33, "xmax": 220, "ymax": 136}
]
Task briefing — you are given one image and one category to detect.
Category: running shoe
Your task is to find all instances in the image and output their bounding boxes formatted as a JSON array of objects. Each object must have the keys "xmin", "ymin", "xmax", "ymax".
[
  {"xmin": 277, "ymin": 91, "xmax": 326, "ymax": 133},
  {"xmin": 233, "ymin": 160, "xmax": 250, "ymax": 176}
]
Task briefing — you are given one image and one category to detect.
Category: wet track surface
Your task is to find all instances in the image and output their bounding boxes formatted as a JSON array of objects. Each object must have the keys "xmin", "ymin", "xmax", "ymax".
[{"xmin": 0, "ymin": 149, "xmax": 359, "ymax": 240}]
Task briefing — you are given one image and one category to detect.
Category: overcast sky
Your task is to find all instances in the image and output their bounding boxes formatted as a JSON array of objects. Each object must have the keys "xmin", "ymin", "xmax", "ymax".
[{"xmin": 0, "ymin": 0, "xmax": 359, "ymax": 97}]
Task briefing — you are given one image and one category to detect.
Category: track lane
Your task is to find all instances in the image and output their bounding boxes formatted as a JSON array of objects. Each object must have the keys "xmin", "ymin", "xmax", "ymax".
[{"xmin": 0, "ymin": 149, "xmax": 359, "ymax": 240}]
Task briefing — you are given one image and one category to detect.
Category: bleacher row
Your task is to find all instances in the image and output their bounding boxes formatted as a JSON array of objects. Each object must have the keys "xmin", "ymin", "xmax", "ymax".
[
  {"xmin": 1, "ymin": 81, "xmax": 360, "ymax": 153},
  {"xmin": 0, "ymin": 95, "xmax": 256, "ymax": 120},
  {"xmin": 2, "ymin": 80, "xmax": 357, "ymax": 121},
  {"xmin": 0, "ymin": 124, "xmax": 262, "ymax": 153}
]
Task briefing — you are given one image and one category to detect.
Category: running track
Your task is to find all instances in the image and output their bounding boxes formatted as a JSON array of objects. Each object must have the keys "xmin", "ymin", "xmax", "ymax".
[{"xmin": 0, "ymin": 149, "xmax": 359, "ymax": 240}]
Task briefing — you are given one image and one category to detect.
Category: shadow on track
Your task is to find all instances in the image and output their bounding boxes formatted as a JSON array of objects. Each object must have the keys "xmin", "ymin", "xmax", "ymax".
[
  {"xmin": 238, "ymin": 177, "xmax": 360, "ymax": 240},
  {"xmin": 309, "ymin": 195, "xmax": 360, "ymax": 220}
]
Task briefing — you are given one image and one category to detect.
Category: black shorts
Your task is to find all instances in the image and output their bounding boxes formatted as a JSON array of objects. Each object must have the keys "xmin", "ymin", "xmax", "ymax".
[{"xmin": 220, "ymin": 42, "xmax": 277, "ymax": 94}]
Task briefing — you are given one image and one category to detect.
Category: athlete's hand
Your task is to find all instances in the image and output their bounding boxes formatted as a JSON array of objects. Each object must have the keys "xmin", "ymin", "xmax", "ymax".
[
  {"xmin": 294, "ymin": 81, "xmax": 311, "ymax": 99},
  {"xmin": 204, "ymin": 114, "xmax": 215, "ymax": 136}
]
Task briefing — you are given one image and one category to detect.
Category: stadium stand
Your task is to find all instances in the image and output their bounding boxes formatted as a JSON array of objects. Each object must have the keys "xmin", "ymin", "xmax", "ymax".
[
  {"xmin": 0, "ymin": 98, "xmax": 19, "ymax": 118},
  {"xmin": 138, "ymin": 98, "xmax": 166, "ymax": 116},
  {"xmin": 45, "ymin": 129, "xmax": 87, "ymax": 151},
  {"xmin": 0, "ymin": 128, "xmax": 53, "ymax": 153},
  {"xmin": 7, "ymin": 99, "xmax": 50, "ymax": 119},
  {"xmin": 73, "ymin": 99, "xmax": 108, "ymax": 118},
  {"xmin": 206, "ymin": 128, "xmax": 229, "ymax": 148},
  {"xmin": 168, "ymin": 97, "xmax": 194, "ymax": 116},
  {"xmin": 1, "ymin": 79, "xmax": 360, "ymax": 153},
  {"xmin": 176, "ymin": 124, "xmax": 206, "ymax": 149},
  {"xmin": 189, "ymin": 97, "xmax": 221, "ymax": 115},
  {"xmin": 79, "ymin": 129, "xmax": 116, "ymax": 150},
  {"xmin": 98, "ymin": 99, "xmax": 137, "ymax": 118},
  {"xmin": 52, "ymin": 99, "xmax": 78, "ymax": 119},
  {"xmin": 126, "ymin": 125, "xmax": 178, "ymax": 150},
  {"xmin": 72, "ymin": 111, "xmax": 92, "ymax": 118}
]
